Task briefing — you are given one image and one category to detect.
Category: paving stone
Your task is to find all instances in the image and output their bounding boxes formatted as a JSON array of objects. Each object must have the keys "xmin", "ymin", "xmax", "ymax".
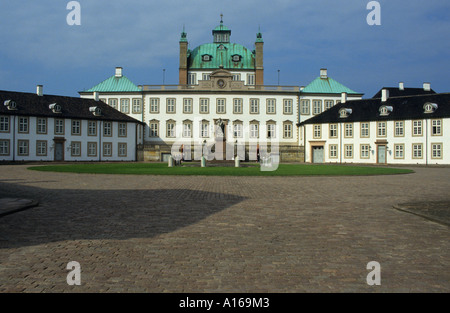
[{"xmin": 0, "ymin": 164, "xmax": 449, "ymax": 292}]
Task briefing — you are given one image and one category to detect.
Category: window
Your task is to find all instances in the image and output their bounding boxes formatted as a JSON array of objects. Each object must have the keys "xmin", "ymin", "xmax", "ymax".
[
  {"xmin": 283, "ymin": 122, "xmax": 293, "ymax": 139},
  {"xmin": 18, "ymin": 117, "xmax": 29, "ymax": 133},
  {"xmin": 88, "ymin": 121, "xmax": 97, "ymax": 136},
  {"xmin": 247, "ymin": 74, "xmax": 255, "ymax": 86},
  {"xmin": 313, "ymin": 125, "xmax": 321, "ymax": 139},
  {"xmin": 108, "ymin": 99, "xmax": 118, "ymax": 110},
  {"xmin": 412, "ymin": 144, "xmax": 423, "ymax": 159},
  {"xmin": 166, "ymin": 98, "xmax": 176, "ymax": 113},
  {"xmin": 329, "ymin": 124, "xmax": 338, "ymax": 138},
  {"xmin": 120, "ymin": 99, "xmax": 130, "ymax": 113},
  {"xmin": 329, "ymin": 145, "xmax": 338, "ymax": 159},
  {"xmin": 202, "ymin": 74, "xmax": 211, "ymax": 81},
  {"xmin": 103, "ymin": 122, "xmax": 112, "ymax": 137},
  {"xmin": 232, "ymin": 55, "xmax": 241, "ymax": 62},
  {"xmin": 188, "ymin": 73, "xmax": 196, "ymax": 85},
  {"xmin": 149, "ymin": 98, "xmax": 160, "ymax": 113},
  {"xmin": 72, "ymin": 120, "xmax": 81, "ymax": 135},
  {"xmin": 217, "ymin": 99, "xmax": 226, "ymax": 114},
  {"xmin": 0, "ymin": 140, "xmax": 10, "ymax": 156},
  {"xmin": 313, "ymin": 100, "xmax": 322, "ymax": 115},
  {"xmin": 202, "ymin": 55, "xmax": 211, "ymax": 62},
  {"xmin": 183, "ymin": 98, "xmax": 193, "ymax": 114},
  {"xmin": 432, "ymin": 120, "xmax": 442, "ymax": 136},
  {"xmin": 250, "ymin": 123, "xmax": 259, "ymax": 138},
  {"xmin": 103, "ymin": 142, "xmax": 112, "ymax": 157},
  {"xmin": 55, "ymin": 119, "xmax": 64, "ymax": 135},
  {"xmin": 394, "ymin": 121, "xmax": 404, "ymax": 137},
  {"xmin": 37, "ymin": 118, "xmax": 47, "ymax": 134},
  {"xmin": 201, "ymin": 121, "xmax": 209, "ymax": 138},
  {"xmin": 360, "ymin": 144, "xmax": 370, "ymax": 159},
  {"xmin": 394, "ymin": 144, "xmax": 404, "ymax": 159},
  {"xmin": 18, "ymin": 140, "xmax": 29, "ymax": 156},
  {"xmin": 166, "ymin": 121, "xmax": 176, "ymax": 138},
  {"xmin": 377, "ymin": 122, "xmax": 386, "ymax": 137},
  {"xmin": 233, "ymin": 123, "xmax": 243, "ymax": 138},
  {"xmin": 344, "ymin": 144, "xmax": 353, "ymax": 159},
  {"xmin": 149, "ymin": 121, "xmax": 159, "ymax": 137},
  {"xmin": 232, "ymin": 74, "xmax": 241, "ymax": 81},
  {"xmin": 132, "ymin": 98, "xmax": 142, "ymax": 114},
  {"xmin": 431, "ymin": 143, "xmax": 442, "ymax": 159},
  {"xmin": 324, "ymin": 100, "xmax": 334, "ymax": 110},
  {"xmin": 267, "ymin": 123, "xmax": 276, "ymax": 139},
  {"xmin": 71, "ymin": 141, "xmax": 81, "ymax": 157},
  {"xmin": 118, "ymin": 123, "xmax": 127, "ymax": 137},
  {"xmin": 266, "ymin": 99, "xmax": 276, "ymax": 114},
  {"xmin": 250, "ymin": 99, "xmax": 259, "ymax": 114},
  {"xmin": 300, "ymin": 100, "xmax": 310, "ymax": 115},
  {"xmin": 283, "ymin": 99, "xmax": 293, "ymax": 114},
  {"xmin": 87, "ymin": 142, "xmax": 97, "ymax": 157},
  {"xmin": 360, "ymin": 123, "xmax": 369, "ymax": 138},
  {"xmin": 413, "ymin": 120, "xmax": 422, "ymax": 136},
  {"xmin": 118, "ymin": 143, "xmax": 127, "ymax": 157},
  {"xmin": 183, "ymin": 121, "xmax": 192, "ymax": 138},
  {"xmin": 344, "ymin": 123, "xmax": 353, "ymax": 138},
  {"xmin": 200, "ymin": 98, "xmax": 209, "ymax": 114},
  {"xmin": 233, "ymin": 98, "xmax": 243, "ymax": 114}
]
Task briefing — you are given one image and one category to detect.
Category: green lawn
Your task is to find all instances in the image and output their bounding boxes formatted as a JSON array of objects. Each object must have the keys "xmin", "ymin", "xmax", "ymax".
[{"xmin": 27, "ymin": 163, "xmax": 414, "ymax": 176}]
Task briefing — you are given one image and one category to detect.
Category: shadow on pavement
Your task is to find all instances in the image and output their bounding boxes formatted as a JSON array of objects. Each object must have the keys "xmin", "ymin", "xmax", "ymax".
[{"xmin": 0, "ymin": 181, "xmax": 246, "ymax": 249}]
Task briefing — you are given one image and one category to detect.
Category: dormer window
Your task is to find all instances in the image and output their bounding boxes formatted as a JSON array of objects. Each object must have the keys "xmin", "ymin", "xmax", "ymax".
[
  {"xmin": 202, "ymin": 54, "xmax": 212, "ymax": 62},
  {"xmin": 379, "ymin": 105, "xmax": 393, "ymax": 116},
  {"xmin": 339, "ymin": 108, "xmax": 352, "ymax": 118},
  {"xmin": 232, "ymin": 54, "xmax": 241, "ymax": 62},
  {"xmin": 49, "ymin": 103, "xmax": 62, "ymax": 113},
  {"xmin": 89, "ymin": 106, "xmax": 102, "ymax": 116},
  {"xmin": 424, "ymin": 102, "xmax": 438, "ymax": 113},
  {"xmin": 4, "ymin": 100, "xmax": 17, "ymax": 111}
]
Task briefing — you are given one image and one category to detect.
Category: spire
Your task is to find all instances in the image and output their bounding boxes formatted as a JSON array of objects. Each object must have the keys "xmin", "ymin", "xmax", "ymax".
[
  {"xmin": 256, "ymin": 25, "xmax": 263, "ymax": 43},
  {"xmin": 180, "ymin": 24, "xmax": 187, "ymax": 42}
]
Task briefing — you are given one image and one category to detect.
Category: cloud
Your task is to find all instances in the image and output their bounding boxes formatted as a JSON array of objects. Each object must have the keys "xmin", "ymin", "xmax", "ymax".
[{"xmin": 0, "ymin": 0, "xmax": 448, "ymax": 95}]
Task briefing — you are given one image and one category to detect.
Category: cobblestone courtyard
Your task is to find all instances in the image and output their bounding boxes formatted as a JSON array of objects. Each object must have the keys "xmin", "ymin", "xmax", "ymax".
[{"xmin": 0, "ymin": 164, "xmax": 449, "ymax": 292}]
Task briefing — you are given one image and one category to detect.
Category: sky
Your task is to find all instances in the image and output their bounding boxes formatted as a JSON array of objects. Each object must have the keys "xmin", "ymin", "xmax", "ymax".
[{"xmin": 0, "ymin": 0, "xmax": 448, "ymax": 98}]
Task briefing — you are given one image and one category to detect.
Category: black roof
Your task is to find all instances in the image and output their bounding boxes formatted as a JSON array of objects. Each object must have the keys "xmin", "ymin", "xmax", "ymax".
[
  {"xmin": 0, "ymin": 90, "xmax": 143, "ymax": 124},
  {"xmin": 299, "ymin": 93, "xmax": 450, "ymax": 125},
  {"xmin": 372, "ymin": 87, "xmax": 436, "ymax": 98}
]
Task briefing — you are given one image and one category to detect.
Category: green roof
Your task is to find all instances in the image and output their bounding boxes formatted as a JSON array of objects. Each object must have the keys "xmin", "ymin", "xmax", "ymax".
[
  {"xmin": 301, "ymin": 76, "xmax": 359, "ymax": 94},
  {"xmin": 188, "ymin": 43, "xmax": 255, "ymax": 70},
  {"xmin": 87, "ymin": 75, "xmax": 141, "ymax": 92},
  {"xmin": 213, "ymin": 24, "xmax": 231, "ymax": 32}
]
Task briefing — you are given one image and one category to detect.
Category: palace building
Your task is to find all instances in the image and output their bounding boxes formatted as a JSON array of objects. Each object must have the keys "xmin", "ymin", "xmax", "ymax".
[
  {"xmin": 300, "ymin": 84, "xmax": 450, "ymax": 165},
  {"xmin": 0, "ymin": 87, "xmax": 144, "ymax": 162},
  {"xmin": 80, "ymin": 17, "xmax": 362, "ymax": 162}
]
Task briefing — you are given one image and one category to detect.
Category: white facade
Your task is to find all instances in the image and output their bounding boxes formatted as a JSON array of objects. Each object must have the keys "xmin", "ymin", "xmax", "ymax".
[
  {"xmin": 302, "ymin": 93, "xmax": 450, "ymax": 165},
  {"xmin": 0, "ymin": 90, "xmax": 143, "ymax": 162}
]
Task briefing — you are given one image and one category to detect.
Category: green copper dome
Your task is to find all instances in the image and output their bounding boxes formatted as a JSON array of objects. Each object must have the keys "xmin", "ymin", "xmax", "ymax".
[{"xmin": 188, "ymin": 43, "xmax": 255, "ymax": 70}]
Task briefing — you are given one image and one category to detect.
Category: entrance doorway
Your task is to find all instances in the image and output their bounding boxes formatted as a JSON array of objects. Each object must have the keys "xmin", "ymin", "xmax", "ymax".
[
  {"xmin": 312, "ymin": 146, "xmax": 324, "ymax": 163},
  {"xmin": 377, "ymin": 145, "xmax": 386, "ymax": 164},
  {"xmin": 54, "ymin": 138, "xmax": 65, "ymax": 161}
]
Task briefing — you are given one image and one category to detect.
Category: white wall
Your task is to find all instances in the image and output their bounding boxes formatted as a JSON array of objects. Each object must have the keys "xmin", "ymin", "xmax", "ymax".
[
  {"xmin": 0, "ymin": 115, "xmax": 138, "ymax": 161},
  {"xmin": 304, "ymin": 118, "xmax": 450, "ymax": 164}
]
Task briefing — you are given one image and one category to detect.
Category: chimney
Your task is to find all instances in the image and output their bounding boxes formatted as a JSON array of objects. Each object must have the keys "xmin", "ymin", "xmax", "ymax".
[
  {"xmin": 399, "ymin": 82, "xmax": 404, "ymax": 90},
  {"xmin": 115, "ymin": 67, "xmax": 123, "ymax": 78},
  {"xmin": 93, "ymin": 91, "xmax": 99, "ymax": 101},
  {"xmin": 381, "ymin": 89, "xmax": 389, "ymax": 102},
  {"xmin": 37, "ymin": 85, "xmax": 43, "ymax": 96},
  {"xmin": 320, "ymin": 68, "xmax": 328, "ymax": 79},
  {"xmin": 423, "ymin": 82, "xmax": 431, "ymax": 91},
  {"xmin": 341, "ymin": 92, "xmax": 347, "ymax": 104}
]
